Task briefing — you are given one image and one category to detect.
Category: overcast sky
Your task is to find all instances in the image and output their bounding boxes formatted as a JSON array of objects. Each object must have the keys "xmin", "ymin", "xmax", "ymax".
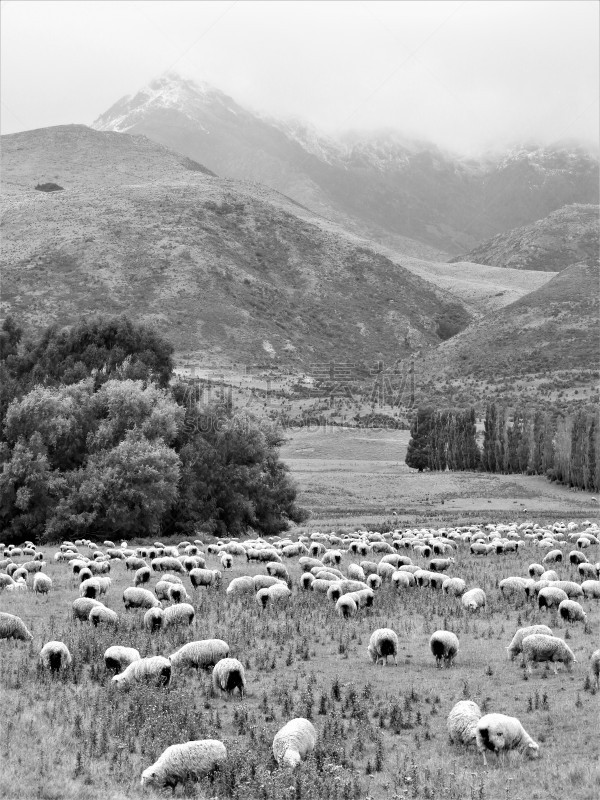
[{"xmin": 1, "ymin": 0, "xmax": 598, "ymax": 154}]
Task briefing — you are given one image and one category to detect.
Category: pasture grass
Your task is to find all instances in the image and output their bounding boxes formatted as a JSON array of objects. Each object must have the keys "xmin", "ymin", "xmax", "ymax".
[{"xmin": 1, "ymin": 536, "xmax": 599, "ymax": 800}]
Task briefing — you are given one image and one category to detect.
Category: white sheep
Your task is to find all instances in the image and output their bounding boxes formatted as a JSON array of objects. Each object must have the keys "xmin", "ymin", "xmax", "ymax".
[
  {"xmin": 123, "ymin": 587, "xmax": 161, "ymax": 610},
  {"xmin": 557, "ymin": 599, "xmax": 587, "ymax": 624},
  {"xmin": 167, "ymin": 584, "xmax": 192, "ymax": 604},
  {"xmin": 528, "ymin": 563, "xmax": 545, "ymax": 578},
  {"xmin": 538, "ymin": 586, "xmax": 568, "ymax": 610},
  {"xmin": 219, "ymin": 553, "xmax": 233, "ymax": 569},
  {"xmin": 367, "ymin": 628, "xmax": 399, "ymax": 666},
  {"xmin": 447, "ymin": 700, "xmax": 482, "ymax": 745},
  {"xmin": 189, "ymin": 568, "xmax": 221, "ymax": 589},
  {"xmin": 506, "ymin": 625, "xmax": 553, "ymax": 660},
  {"xmin": 113, "ymin": 656, "xmax": 172, "ymax": 688},
  {"xmin": 169, "ymin": 639, "xmax": 230, "ymax": 671},
  {"xmin": 141, "ymin": 740, "xmax": 227, "ymax": 789},
  {"xmin": 591, "ymin": 649, "xmax": 600, "ymax": 689},
  {"xmin": 256, "ymin": 583, "xmax": 292, "ymax": 610},
  {"xmin": 548, "ymin": 580, "xmax": 584, "ymax": 599},
  {"xmin": 335, "ymin": 594, "xmax": 358, "ymax": 618},
  {"xmin": 475, "ymin": 714, "xmax": 539, "ymax": 766},
  {"xmin": 163, "ymin": 603, "xmax": 195, "ymax": 628},
  {"xmin": 430, "ymin": 630, "xmax": 460, "ymax": 668},
  {"xmin": 134, "ymin": 567, "xmax": 151, "ymax": 586},
  {"xmin": 144, "ymin": 607, "xmax": 165, "ymax": 631},
  {"xmin": 0, "ymin": 612, "xmax": 33, "ymax": 642},
  {"xmin": 104, "ymin": 646, "xmax": 141, "ymax": 672},
  {"xmin": 72, "ymin": 597, "xmax": 104, "ymax": 621},
  {"xmin": 79, "ymin": 576, "xmax": 111, "ymax": 598},
  {"xmin": 212, "ymin": 657, "xmax": 246, "ymax": 698},
  {"xmin": 442, "ymin": 577, "xmax": 466, "ymax": 596},
  {"xmin": 272, "ymin": 718, "xmax": 317, "ymax": 768},
  {"xmin": 462, "ymin": 587, "xmax": 486, "ymax": 612},
  {"xmin": 521, "ymin": 634, "xmax": 577, "ymax": 674},
  {"xmin": 89, "ymin": 605, "xmax": 119, "ymax": 627},
  {"xmin": 581, "ymin": 580, "xmax": 600, "ymax": 599},
  {"xmin": 499, "ymin": 577, "xmax": 532, "ymax": 600},
  {"xmin": 39, "ymin": 641, "xmax": 72, "ymax": 672},
  {"xmin": 392, "ymin": 570, "xmax": 415, "ymax": 591},
  {"xmin": 0, "ymin": 574, "xmax": 16, "ymax": 590},
  {"xmin": 347, "ymin": 564, "xmax": 366, "ymax": 582},
  {"xmin": 254, "ymin": 575, "xmax": 286, "ymax": 591},
  {"xmin": 226, "ymin": 575, "xmax": 255, "ymax": 596}
]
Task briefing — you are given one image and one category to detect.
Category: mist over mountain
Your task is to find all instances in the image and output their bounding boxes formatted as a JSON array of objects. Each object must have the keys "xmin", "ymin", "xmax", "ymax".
[{"xmin": 93, "ymin": 72, "xmax": 600, "ymax": 255}]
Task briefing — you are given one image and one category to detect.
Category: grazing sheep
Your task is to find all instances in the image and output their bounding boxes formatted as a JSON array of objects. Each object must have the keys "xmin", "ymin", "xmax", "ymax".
[
  {"xmin": 347, "ymin": 564, "xmax": 366, "ymax": 582},
  {"xmin": 254, "ymin": 575, "xmax": 285, "ymax": 591},
  {"xmin": 272, "ymin": 718, "xmax": 317, "ymax": 768},
  {"xmin": 447, "ymin": 700, "xmax": 482, "ymax": 745},
  {"xmin": 542, "ymin": 549, "xmax": 563, "ymax": 564},
  {"xmin": 578, "ymin": 563, "xmax": 599, "ymax": 580},
  {"xmin": 311, "ymin": 578, "xmax": 335, "ymax": 593},
  {"xmin": 506, "ymin": 625, "xmax": 553, "ymax": 660},
  {"xmin": 219, "ymin": 553, "xmax": 233, "ymax": 570},
  {"xmin": 470, "ymin": 542, "xmax": 491, "ymax": 556},
  {"xmin": 143, "ymin": 607, "xmax": 165, "ymax": 632},
  {"xmin": 569, "ymin": 550, "xmax": 587, "ymax": 565},
  {"xmin": 167, "ymin": 584, "xmax": 192, "ymax": 604},
  {"xmin": 366, "ymin": 574, "xmax": 382, "ymax": 590},
  {"xmin": 298, "ymin": 557, "xmax": 325, "ymax": 572},
  {"xmin": 392, "ymin": 570, "xmax": 415, "ymax": 591},
  {"xmin": 170, "ymin": 639, "xmax": 230, "ymax": 672},
  {"xmin": 89, "ymin": 605, "xmax": 119, "ymax": 627},
  {"xmin": 5, "ymin": 577, "xmax": 27, "ymax": 592},
  {"xmin": 367, "ymin": 628, "xmax": 399, "ymax": 666},
  {"xmin": 538, "ymin": 587, "xmax": 569, "ymax": 610},
  {"xmin": 430, "ymin": 630, "xmax": 460, "ymax": 668},
  {"xmin": 141, "ymin": 739, "xmax": 227, "ymax": 789},
  {"xmin": 256, "ymin": 583, "xmax": 292, "ymax": 609},
  {"xmin": 299, "ymin": 573, "xmax": 315, "ymax": 591},
  {"xmin": 540, "ymin": 570, "xmax": 559, "ymax": 582},
  {"xmin": 548, "ymin": 580, "xmax": 584, "ymax": 599},
  {"xmin": 0, "ymin": 612, "xmax": 33, "ymax": 642},
  {"xmin": 377, "ymin": 561, "xmax": 396, "ymax": 581},
  {"xmin": 581, "ymin": 580, "xmax": 600, "ymax": 599},
  {"xmin": 113, "ymin": 656, "xmax": 172, "ymax": 688},
  {"xmin": 22, "ymin": 560, "xmax": 45, "ymax": 573},
  {"xmin": 125, "ymin": 556, "xmax": 147, "ymax": 571},
  {"xmin": 442, "ymin": 577, "xmax": 467, "ymax": 596},
  {"xmin": 88, "ymin": 559, "xmax": 110, "ymax": 575},
  {"xmin": 39, "ymin": 641, "xmax": 72, "ymax": 672},
  {"xmin": 0, "ymin": 574, "xmax": 16, "ymax": 590},
  {"xmin": 72, "ymin": 597, "xmax": 104, "ymax": 621},
  {"xmin": 360, "ymin": 560, "xmax": 379, "ymax": 576},
  {"xmin": 429, "ymin": 557, "xmax": 455, "ymax": 572},
  {"xmin": 190, "ymin": 568, "xmax": 222, "ymax": 589},
  {"xmin": 475, "ymin": 714, "xmax": 539, "ymax": 766},
  {"xmin": 155, "ymin": 579, "xmax": 179, "ymax": 601},
  {"xmin": 79, "ymin": 577, "xmax": 111, "ymax": 599},
  {"xmin": 134, "ymin": 567, "xmax": 151, "ymax": 587},
  {"xmin": 104, "ymin": 646, "xmax": 141, "ymax": 672},
  {"xmin": 212, "ymin": 658, "xmax": 246, "ymax": 698},
  {"xmin": 12, "ymin": 567, "xmax": 28, "ymax": 582},
  {"xmin": 32, "ymin": 572, "xmax": 52, "ymax": 597},
  {"xmin": 322, "ymin": 549, "xmax": 342, "ymax": 566},
  {"xmin": 521, "ymin": 634, "xmax": 577, "ymax": 674},
  {"xmin": 123, "ymin": 587, "xmax": 161, "ymax": 610},
  {"xmin": 591, "ymin": 649, "xmax": 600, "ymax": 689},
  {"xmin": 163, "ymin": 603, "xmax": 195, "ymax": 628},
  {"xmin": 462, "ymin": 588, "xmax": 486, "ymax": 612},
  {"xmin": 558, "ymin": 599, "xmax": 587, "ymax": 624},
  {"xmin": 335, "ymin": 594, "xmax": 358, "ymax": 618},
  {"xmin": 499, "ymin": 577, "xmax": 532, "ymax": 600},
  {"xmin": 344, "ymin": 588, "xmax": 374, "ymax": 608},
  {"xmin": 528, "ymin": 563, "xmax": 545, "ymax": 578}
]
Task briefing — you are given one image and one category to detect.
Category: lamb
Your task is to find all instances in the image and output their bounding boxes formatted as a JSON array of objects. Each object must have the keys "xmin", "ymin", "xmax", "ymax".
[
  {"xmin": 447, "ymin": 700, "xmax": 482, "ymax": 745},
  {"xmin": 336, "ymin": 595, "xmax": 358, "ymax": 618},
  {"xmin": 212, "ymin": 657, "xmax": 246, "ymax": 698},
  {"xmin": 0, "ymin": 612, "xmax": 33, "ymax": 642},
  {"xmin": 367, "ymin": 628, "xmax": 399, "ymax": 666},
  {"xmin": 462, "ymin": 588, "xmax": 486, "ymax": 612},
  {"xmin": 506, "ymin": 625, "xmax": 553, "ymax": 660},
  {"xmin": 163, "ymin": 603, "xmax": 195, "ymax": 628},
  {"xmin": 32, "ymin": 572, "xmax": 52, "ymax": 597},
  {"xmin": 442, "ymin": 577, "xmax": 466, "ymax": 596},
  {"xmin": 190, "ymin": 568, "xmax": 222, "ymax": 589},
  {"xmin": 557, "ymin": 599, "xmax": 587, "ymax": 624},
  {"xmin": 430, "ymin": 630, "xmax": 460, "ymax": 668},
  {"xmin": 475, "ymin": 714, "xmax": 539, "ymax": 765},
  {"xmin": 141, "ymin": 739, "xmax": 227, "ymax": 789},
  {"xmin": 591, "ymin": 649, "xmax": 600, "ymax": 689},
  {"xmin": 39, "ymin": 641, "xmax": 72, "ymax": 672},
  {"xmin": 123, "ymin": 587, "xmax": 161, "ymax": 610},
  {"xmin": 272, "ymin": 718, "xmax": 317, "ymax": 768},
  {"xmin": 72, "ymin": 597, "xmax": 104, "ymax": 621},
  {"xmin": 169, "ymin": 639, "xmax": 230, "ymax": 672},
  {"xmin": 104, "ymin": 646, "xmax": 141, "ymax": 672},
  {"xmin": 538, "ymin": 587, "xmax": 568, "ymax": 610},
  {"xmin": 89, "ymin": 605, "xmax": 119, "ymax": 627},
  {"xmin": 113, "ymin": 656, "xmax": 172, "ymax": 688},
  {"xmin": 144, "ymin": 607, "xmax": 165, "ymax": 631},
  {"xmin": 521, "ymin": 633, "xmax": 577, "ymax": 674},
  {"xmin": 581, "ymin": 580, "xmax": 600, "ymax": 599}
]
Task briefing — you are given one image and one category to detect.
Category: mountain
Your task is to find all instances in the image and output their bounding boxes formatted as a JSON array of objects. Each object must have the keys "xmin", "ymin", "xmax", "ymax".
[
  {"xmin": 449, "ymin": 204, "xmax": 599, "ymax": 271},
  {"xmin": 413, "ymin": 261, "xmax": 600, "ymax": 387},
  {"xmin": 0, "ymin": 124, "xmax": 473, "ymax": 364},
  {"xmin": 92, "ymin": 72, "xmax": 600, "ymax": 254}
]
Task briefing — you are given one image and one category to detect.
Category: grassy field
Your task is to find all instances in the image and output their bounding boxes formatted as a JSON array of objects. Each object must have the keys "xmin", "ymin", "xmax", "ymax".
[{"xmin": 1, "ymin": 527, "xmax": 599, "ymax": 800}]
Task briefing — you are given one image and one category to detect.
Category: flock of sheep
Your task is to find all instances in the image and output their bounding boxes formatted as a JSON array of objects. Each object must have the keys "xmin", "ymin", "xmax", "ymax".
[{"xmin": 1, "ymin": 517, "xmax": 599, "ymax": 791}]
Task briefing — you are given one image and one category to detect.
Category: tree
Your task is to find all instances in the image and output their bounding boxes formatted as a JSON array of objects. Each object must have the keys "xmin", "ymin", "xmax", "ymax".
[{"xmin": 405, "ymin": 407, "xmax": 435, "ymax": 471}]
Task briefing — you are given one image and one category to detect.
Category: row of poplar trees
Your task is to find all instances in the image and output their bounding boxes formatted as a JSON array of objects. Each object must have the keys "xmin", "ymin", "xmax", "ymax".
[{"xmin": 406, "ymin": 403, "xmax": 599, "ymax": 492}]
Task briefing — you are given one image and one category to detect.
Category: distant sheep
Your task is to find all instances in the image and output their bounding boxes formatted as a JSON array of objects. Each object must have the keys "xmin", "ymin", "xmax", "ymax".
[
  {"xmin": 430, "ymin": 630, "xmax": 460, "ymax": 668},
  {"xmin": 39, "ymin": 641, "xmax": 72, "ymax": 672},
  {"xmin": 104, "ymin": 646, "xmax": 141, "ymax": 672},
  {"xmin": 475, "ymin": 714, "xmax": 539, "ymax": 766},
  {"xmin": 506, "ymin": 625, "xmax": 553, "ymax": 661},
  {"xmin": 521, "ymin": 634, "xmax": 577, "ymax": 674},
  {"xmin": 367, "ymin": 628, "xmax": 399, "ymax": 666},
  {"xmin": 272, "ymin": 718, "xmax": 317, "ymax": 768},
  {"xmin": 190, "ymin": 568, "xmax": 221, "ymax": 589},
  {"xmin": 429, "ymin": 557, "xmax": 455, "ymax": 572},
  {"xmin": 113, "ymin": 656, "xmax": 171, "ymax": 688},
  {"xmin": 447, "ymin": 700, "xmax": 482, "ymax": 745},
  {"xmin": 462, "ymin": 588, "xmax": 486, "ymax": 612},
  {"xmin": 212, "ymin": 658, "xmax": 246, "ymax": 698},
  {"xmin": 0, "ymin": 612, "xmax": 33, "ymax": 642},
  {"xmin": 123, "ymin": 587, "xmax": 161, "ymax": 610},
  {"xmin": 170, "ymin": 639, "xmax": 230, "ymax": 671},
  {"xmin": 141, "ymin": 740, "xmax": 227, "ymax": 789},
  {"xmin": 33, "ymin": 572, "xmax": 52, "ymax": 597},
  {"xmin": 542, "ymin": 549, "xmax": 563, "ymax": 564},
  {"xmin": 226, "ymin": 576, "xmax": 255, "ymax": 596}
]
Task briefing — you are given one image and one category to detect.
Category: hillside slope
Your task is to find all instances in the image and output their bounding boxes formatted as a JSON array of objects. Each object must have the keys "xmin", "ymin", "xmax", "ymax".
[
  {"xmin": 450, "ymin": 204, "xmax": 599, "ymax": 271},
  {"xmin": 0, "ymin": 125, "xmax": 472, "ymax": 364},
  {"xmin": 92, "ymin": 72, "xmax": 600, "ymax": 254}
]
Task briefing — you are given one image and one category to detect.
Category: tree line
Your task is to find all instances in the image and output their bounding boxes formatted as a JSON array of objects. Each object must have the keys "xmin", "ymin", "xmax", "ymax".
[
  {"xmin": 0, "ymin": 316, "xmax": 307, "ymax": 545},
  {"xmin": 406, "ymin": 403, "xmax": 599, "ymax": 491}
]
